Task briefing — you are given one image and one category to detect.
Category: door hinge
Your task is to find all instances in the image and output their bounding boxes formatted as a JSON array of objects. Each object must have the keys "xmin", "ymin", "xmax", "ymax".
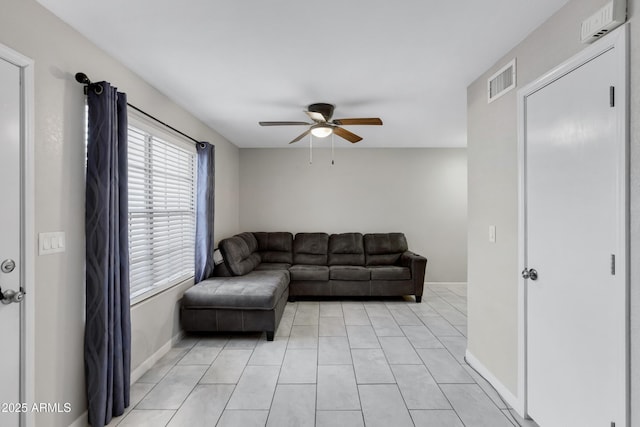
[
  {"xmin": 611, "ymin": 254, "xmax": 616, "ymax": 275},
  {"xmin": 610, "ymin": 86, "xmax": 615, "ymax": 107}
]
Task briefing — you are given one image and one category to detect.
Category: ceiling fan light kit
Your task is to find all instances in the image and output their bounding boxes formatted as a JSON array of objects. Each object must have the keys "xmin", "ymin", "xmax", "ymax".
[{"xmin": 310, "ymin": 124, "xmax": 333, "ymax": 138}]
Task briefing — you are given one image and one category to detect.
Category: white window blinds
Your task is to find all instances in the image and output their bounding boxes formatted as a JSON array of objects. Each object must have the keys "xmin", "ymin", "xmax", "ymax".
[{"xmin": 127, "ymin": 125, "xmax": 196, "ymax": 300}]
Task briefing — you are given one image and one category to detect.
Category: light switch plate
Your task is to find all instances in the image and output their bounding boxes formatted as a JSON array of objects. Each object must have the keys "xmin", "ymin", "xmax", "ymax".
[{"xmin": 39, "ymin": 232, "xmax": 66, "ymax": 255}]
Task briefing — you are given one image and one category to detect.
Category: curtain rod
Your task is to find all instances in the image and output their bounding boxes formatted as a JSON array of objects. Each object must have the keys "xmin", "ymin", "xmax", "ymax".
[{"xmin": 75, "ymin": 72, "xmax": 202, "ymax": 146}]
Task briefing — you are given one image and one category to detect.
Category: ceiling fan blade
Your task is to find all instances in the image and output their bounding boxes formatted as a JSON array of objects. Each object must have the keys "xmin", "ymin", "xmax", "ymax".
[
  {"xmin": 289, "ymin": 129, "xmax": 311, "ymax": 144},
  {"xmin": 259, "ymin": 121, "xmax": 311, "ymax": 126},
  {"xmin": 304, "ymin": 111, "xmax": 327, "ymax": 122},
  {"xmin": 332, "ymin": 118, "xmax": 383, "ymax": 126},
  {"xmin": 334, "ymin": 126, "xmax": 363, "ymax": 143}
]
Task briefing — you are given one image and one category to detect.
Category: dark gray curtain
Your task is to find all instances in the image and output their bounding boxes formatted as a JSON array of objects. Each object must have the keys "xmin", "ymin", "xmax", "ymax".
[
  {"xmin": 195, "ymin": 142, "xmax": 215, "ymax": 283},
  {"xmin": 85, "ymin": 81, "xmax": 131, "ymax": 427}
]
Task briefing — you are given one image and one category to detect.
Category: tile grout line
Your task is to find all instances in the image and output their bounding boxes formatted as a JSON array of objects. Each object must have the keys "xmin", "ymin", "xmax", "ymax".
[
  {"xmin": 411, "ymin": 303, "xmax": 470, "ymax": 427},
  {"xmin": 425, "ymin": 294, "xmax": 468, "ymax": 323},
  {"xmin": 265, "ymin": 301, "xmax": 299, "ymax": 427},
  {"xmin": 425, "ymin": 284, "xmax": 516, "ymax": 427},
  {"xmin": 127, "ymin": 347, "xmax": 193, "ymax": 426},
  {"xmin": 344, "ymin": 301, "xmax": 365, "ymax": 427},
  {"xmin": 314, "ymin": 306, "xmax": 319, "ymax": 427},
  {"xmin": 225, "ymin": 334, "xmax": 260, "ymax": 425},
  {"xmin": 127, "ymin": 283, "xmax": 521, "ymax": 427}
]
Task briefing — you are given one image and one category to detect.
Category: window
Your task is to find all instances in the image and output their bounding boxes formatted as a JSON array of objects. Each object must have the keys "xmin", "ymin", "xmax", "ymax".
[{"xmin": 127, "ymin": 118, "xmax": 196, "ymax": 301}]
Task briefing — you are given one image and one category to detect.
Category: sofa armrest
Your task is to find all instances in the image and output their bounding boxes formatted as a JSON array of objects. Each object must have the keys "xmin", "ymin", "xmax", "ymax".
[{"xmin": 401, "ymin": 251, "xmax": 427, "ymax": 299}]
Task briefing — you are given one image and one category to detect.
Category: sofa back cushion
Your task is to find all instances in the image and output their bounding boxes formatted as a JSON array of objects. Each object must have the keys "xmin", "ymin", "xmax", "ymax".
[
  {"xmin": 236, "ymin": 232, "xmax": 258, "ymax": 252},
  {"xmin": 293, "ymin": 233, "xmax": 329, "ymax": 265},
  {"xmin": 219, "ymin": 234, "xmax": 261, "ymax": 276},
  {"xmin": 328, "ymin": 233, "xmax": 365, "ymax": 266},
  {"xmin": 364, "ymin": 233, "xmax": 408, "ymax": 266},
  {"xmin": 253, "ymin": 232, "xmax": 293, "ymax": 264}
]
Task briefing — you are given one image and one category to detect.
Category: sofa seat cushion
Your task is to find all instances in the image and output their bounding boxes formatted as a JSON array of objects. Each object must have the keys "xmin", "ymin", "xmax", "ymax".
[
  {"xmin": 329, "ymin": 266, "xmax": 370, "ymax": 281},
  {"xmin": 219, "ymin": 235, "xmax": 261, "ymax": 276},
  {"xmin": 369, "ymin": 266, "xmax": 411, "ymax": 281},
  {"xmin": 255, "ymin": 262, "xmax": 292, "ymax": 271},
  {"xmin": 182, "ymin": 270, "xmax": 289, "ymax": 310},
  {"xmin": 289, "ymin": 264, "xmax": 329, "ymax": 281}
]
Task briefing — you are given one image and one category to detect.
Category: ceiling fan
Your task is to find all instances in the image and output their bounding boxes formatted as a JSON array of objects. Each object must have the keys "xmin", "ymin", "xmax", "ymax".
[{"xmin": 259, "ymin": 103, "xmax": 383, "ymax": 144}]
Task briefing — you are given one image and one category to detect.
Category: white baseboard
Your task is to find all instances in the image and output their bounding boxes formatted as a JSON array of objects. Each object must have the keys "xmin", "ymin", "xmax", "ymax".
[
  {"xmin": 68, "ymin": 332, "xmax": 184, "ymax": 427},
  {"xmin": 465, "ymin": 350, "xmax": 523, "ymax": 415},
  {"xmin": 130, "ymin": 330, "xmax": 184, "ymax": 384},
  {"xmin": 172, "ymin": 330, "xmax": 185, "ymax": 345},
  {"xmin": 426, "ymin": 281, "xmax": 467, "ymax": 286},
  {"xmin": 68, "ymin": 411, "xmax": 87, "ymax": 427}
]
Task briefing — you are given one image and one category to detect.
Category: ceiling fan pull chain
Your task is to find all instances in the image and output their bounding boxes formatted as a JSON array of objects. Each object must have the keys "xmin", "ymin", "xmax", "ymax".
[
  {"xmin": 309, "ymin": 132, "xmax": 313, "ymax": 164},
  {"xmin": 331, "ymin": 133, "xmax": 335, "ymax": 165}
]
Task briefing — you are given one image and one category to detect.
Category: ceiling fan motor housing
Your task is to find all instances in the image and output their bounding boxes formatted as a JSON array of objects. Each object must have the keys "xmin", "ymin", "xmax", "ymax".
[{"xmin": 307, "ymin": 103, "xmax": 334, "ymax": 121}]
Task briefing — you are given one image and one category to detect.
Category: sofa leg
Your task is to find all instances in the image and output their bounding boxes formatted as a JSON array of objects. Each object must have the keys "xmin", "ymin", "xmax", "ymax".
[
  {"xmin": 266, "ymin": 331, "xmax": 274, "ymax": 341},
  {"xmin": 415, "ymin": 296, "xmax": 422, "ymax": 303}
]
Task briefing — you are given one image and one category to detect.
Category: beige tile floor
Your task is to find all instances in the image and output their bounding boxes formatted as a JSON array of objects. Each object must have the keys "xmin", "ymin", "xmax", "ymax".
[{"xmin": 107, "ymin": 284, "xmax": 536, "ymax": 427}]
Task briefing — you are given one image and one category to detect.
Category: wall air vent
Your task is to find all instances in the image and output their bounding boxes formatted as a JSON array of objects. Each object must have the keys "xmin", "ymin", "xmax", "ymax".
[
  {"xmin": 488, "ymin": 59, "xmax": 516, "ymax": 104},
  {"xmin": 581, "ymin": 0, "xmax": 626, "ymax": 44}
]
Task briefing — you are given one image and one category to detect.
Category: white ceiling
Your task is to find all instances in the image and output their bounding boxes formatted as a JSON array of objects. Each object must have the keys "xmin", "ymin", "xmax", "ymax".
[{"xmin": 37, "ymin": 0, "xmax": 569, "ymax": 148}]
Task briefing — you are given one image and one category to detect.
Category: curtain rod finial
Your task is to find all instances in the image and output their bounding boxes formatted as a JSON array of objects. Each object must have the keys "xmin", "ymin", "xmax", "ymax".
[{"xmin": 75, "ymin": 72, "xmax": 90, "ymax": 84}]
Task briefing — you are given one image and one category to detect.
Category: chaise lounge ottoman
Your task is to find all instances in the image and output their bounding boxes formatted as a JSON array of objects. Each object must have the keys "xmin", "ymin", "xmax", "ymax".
[{"xmin": 180, "ymin": 270, "xmax": 289, "ymax": 341}]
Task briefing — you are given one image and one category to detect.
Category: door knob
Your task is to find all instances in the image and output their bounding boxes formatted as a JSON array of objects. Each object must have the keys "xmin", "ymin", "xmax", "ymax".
[
  {"xmin": 1, "ymin": 288, "xmax": 24, "ymax": 305},
  {"xmin": 521, "ymin": 268, "xmax": 538, "ymax": 281}
]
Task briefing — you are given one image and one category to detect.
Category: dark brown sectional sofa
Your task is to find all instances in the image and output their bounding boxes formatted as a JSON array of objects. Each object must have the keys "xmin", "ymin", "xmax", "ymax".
[{"xmin": 181, "ymin": 232, "xmax": 427, "ymax": 340}]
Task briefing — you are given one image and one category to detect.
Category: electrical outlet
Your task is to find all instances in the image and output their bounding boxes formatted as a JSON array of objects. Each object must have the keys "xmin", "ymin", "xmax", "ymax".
[{"xmin": 489, "ymin": 226, "xmax": 496, "ymax": 243}]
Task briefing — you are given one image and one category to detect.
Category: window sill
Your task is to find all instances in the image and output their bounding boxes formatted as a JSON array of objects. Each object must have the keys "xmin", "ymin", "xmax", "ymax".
[{"xmin": 130, "ymin": 275, "xmax": 194, "ymax": 307}]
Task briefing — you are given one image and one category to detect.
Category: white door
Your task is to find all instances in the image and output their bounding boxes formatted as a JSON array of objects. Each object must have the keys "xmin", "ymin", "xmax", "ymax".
[
  {"xmin": 524, "ymin": 46, "xmax": 626, "ymax": 426},
  {"xmin": 0, "ymin": 56, "xmax": 24, "ymax": 427}
]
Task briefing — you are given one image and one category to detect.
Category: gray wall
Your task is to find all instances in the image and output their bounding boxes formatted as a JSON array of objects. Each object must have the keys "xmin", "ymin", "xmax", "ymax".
[
  {"xmin": 467, "ymin": 0, "xmax": 639, "ymax": 419},
  {"xmin": 0, "ymin": 0, "xmax": 240, "ymax": 425},
  {"xmin": 239, "ymin": 147, "xmax": 467, "ymax": 282}
]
